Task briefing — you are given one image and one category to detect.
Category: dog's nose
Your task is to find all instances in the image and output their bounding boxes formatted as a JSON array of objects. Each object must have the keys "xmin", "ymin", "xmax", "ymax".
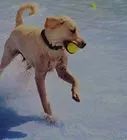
[{"xmin": 80, "ymin": 41, "xmax": 86, "ymax": 48}]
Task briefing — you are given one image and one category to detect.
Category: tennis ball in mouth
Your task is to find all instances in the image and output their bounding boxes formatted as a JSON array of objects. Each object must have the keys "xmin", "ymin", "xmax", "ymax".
[{"xmin": 67, "ymin": 42, "xmax": 79, "ymax": 54}]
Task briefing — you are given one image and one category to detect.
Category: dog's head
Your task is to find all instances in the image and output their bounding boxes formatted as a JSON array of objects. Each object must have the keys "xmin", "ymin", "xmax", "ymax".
[{"xmin": 44, "ymin": 16, "xmax": 86, "ymax": 52}]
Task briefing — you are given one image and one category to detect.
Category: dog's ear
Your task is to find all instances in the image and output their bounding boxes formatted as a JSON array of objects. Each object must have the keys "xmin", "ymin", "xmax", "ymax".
[{"xmin": 44, "ymin": 16, "xmax": 64, "ymax": 29}]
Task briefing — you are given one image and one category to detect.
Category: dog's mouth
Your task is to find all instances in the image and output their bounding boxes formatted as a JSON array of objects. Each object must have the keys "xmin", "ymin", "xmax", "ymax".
[
  {"xmin": 63, "ymin": 40, "xmax": 86, "ymax": 54},
  {"xmin": 41, "ymin": 29, "xmax": 86, "ymax": 54}
]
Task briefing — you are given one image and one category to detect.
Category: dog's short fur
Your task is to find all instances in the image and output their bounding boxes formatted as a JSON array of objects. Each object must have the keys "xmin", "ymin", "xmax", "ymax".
[{"xmin": 0, "ymin": 3, "xmax": 86, "ymax": 117}]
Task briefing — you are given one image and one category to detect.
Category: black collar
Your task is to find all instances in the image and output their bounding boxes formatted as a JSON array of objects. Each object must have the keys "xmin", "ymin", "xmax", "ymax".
[{"xmin": 41, "ymin": 30, "xmax": 63, "ymax": 50}]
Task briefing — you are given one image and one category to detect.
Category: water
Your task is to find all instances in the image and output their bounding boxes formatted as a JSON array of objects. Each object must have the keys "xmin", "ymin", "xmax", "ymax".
[{"xmin": 0, "ymin": 0, "xmax": 127, "ymax": 140}]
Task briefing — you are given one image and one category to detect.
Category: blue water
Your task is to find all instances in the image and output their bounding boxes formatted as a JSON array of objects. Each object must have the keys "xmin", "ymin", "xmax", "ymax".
[{"xmin": 0, "ymin": 0, "xmax": 127, "ymax": 140}]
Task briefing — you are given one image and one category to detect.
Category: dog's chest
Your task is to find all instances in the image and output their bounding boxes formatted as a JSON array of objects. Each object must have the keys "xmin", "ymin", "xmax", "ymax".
[
  {"xmin": 39, "ymin": 50, "xmax": 65, "ymax": 72},
  {"xmin": 47, "ymin": 56, "xmax": 60, "ymax": 72}
]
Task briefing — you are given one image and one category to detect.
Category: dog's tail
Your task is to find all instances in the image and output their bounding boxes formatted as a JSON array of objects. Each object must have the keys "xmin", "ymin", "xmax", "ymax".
[{"xmin": 15, "ymin": 3, "xmax": 38, "ymax": 27}]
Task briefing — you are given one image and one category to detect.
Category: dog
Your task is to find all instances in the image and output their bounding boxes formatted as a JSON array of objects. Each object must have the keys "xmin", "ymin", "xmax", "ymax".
[{"xmin": 0, "ymin": 3, "xmax": 86, "ymax": 119}]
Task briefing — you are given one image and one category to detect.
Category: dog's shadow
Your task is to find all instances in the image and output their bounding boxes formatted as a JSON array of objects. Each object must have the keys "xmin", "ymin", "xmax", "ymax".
[{"xmin": 0, "ymin": 96, "xmax": 42, "ymax": 139}]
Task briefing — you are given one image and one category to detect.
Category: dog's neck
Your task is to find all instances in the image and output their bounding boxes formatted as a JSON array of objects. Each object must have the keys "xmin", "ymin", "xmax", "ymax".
[{"xmin": 41, "ymin": 30, "xmax": 63, "ymax": 51}]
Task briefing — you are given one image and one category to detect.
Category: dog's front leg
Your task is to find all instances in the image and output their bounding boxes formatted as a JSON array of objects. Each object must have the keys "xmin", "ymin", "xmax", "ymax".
[
  {"xmin": 56, "ymin": 66, "xmax": 80, "ymax": 102},
  {"xmin": 35, "ymin": 72, "xmax": 52, "ymax": 116}
]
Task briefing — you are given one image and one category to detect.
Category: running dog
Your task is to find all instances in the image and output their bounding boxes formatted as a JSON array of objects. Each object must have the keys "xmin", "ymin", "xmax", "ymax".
[{"xmin": 0, "ymin": 3, "xmax": 86, "ymax": 119}]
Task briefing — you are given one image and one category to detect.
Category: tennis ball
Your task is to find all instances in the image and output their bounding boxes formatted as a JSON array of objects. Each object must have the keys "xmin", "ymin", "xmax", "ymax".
[
  {"xmin": 90, "ymin": 2, "xmax": 97, "ymax": 10},
  {"xmin": 67, "ymin": 42, "xmax": 79, "ymax": 54}
]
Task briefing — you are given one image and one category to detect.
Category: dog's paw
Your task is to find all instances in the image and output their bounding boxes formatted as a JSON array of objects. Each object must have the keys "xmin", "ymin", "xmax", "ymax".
[
  {"xmin": 72, "ymin": 93, "xmax": 80, "ymax": 102},
  {"xmin": 43, "ymin": 114, "xmax": 56, "ymax": 124}
]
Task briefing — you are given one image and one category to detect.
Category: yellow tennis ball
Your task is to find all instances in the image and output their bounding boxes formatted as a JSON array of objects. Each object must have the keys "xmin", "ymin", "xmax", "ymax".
[
  {"xmin": 67, "ymin": 42, "xmax": 79, "ymax": 54},
  {"xmin": 90, "ymin": 2, "xmax": 97, "ymax": 10}
]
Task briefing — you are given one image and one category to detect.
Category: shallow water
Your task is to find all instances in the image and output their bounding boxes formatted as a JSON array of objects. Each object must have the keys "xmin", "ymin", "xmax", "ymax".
[{"xmin": 0, "ymin": 0, "xmax": 127, "ymax": 140}]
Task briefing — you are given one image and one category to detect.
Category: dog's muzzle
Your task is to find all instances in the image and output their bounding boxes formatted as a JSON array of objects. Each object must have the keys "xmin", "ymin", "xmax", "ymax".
[{"xmin": 79, "ymin": 40, "xmax": 86, "ymax": 48}]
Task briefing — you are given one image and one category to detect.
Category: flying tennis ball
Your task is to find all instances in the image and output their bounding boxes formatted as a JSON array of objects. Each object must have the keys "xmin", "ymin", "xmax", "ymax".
[
  {"xmin": 90, "ymin": 2, "xmax": 97, "ymax": 10},
  {"xmin": 67, "ymin": 42, "xmax": 79, "ymax": 54}
]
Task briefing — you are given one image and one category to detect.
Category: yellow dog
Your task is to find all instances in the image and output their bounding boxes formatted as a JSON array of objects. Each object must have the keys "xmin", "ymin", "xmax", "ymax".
[{"xmin": 0, "ymin": 3, "xmax": 86, "ymax": 121}]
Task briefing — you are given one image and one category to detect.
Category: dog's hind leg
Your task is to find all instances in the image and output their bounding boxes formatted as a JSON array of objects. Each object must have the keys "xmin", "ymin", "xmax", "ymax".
[{"xmin": 0, "ymin": 40, "xmax": 19, "ymax": 76}]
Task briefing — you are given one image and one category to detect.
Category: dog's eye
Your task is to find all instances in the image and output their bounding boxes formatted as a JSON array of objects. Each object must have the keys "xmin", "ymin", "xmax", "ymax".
[{"xmin": 70, "ymin": 28, "xmax": 76, "ymax": 34}]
